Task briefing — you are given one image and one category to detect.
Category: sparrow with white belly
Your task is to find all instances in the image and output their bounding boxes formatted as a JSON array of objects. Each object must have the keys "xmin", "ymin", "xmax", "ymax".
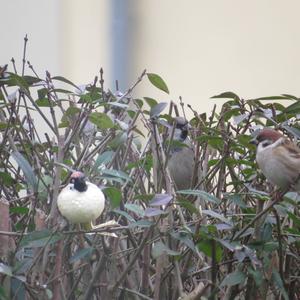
[
  {"xmin": 167, "ymin": 117, "xmax": 197, "ymax": 190},
  {"xmin": 57, "ymin": 171, "xmax": 105, "ymax": 229},
  {"xmin": 251, "ymin": 128, "xmax": 300, "ymax": 191}
]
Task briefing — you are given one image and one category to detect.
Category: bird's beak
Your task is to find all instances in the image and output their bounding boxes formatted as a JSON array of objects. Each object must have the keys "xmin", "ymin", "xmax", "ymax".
[
  {"xmin": 182, "ymin": 122, "xmax": 191, "ymax": 131},
  {"xmin": 250, "ymin": 137, "xmax": 258, "ymax": 145}
]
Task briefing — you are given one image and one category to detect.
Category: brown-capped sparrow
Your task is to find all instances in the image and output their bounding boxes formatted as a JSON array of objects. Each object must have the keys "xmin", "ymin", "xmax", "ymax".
[{"xmin": 251, "ymin": 128, "xmax": 300, "ymax": 191}]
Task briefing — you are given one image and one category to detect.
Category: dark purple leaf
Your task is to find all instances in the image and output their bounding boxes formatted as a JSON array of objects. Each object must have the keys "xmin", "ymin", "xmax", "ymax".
[
  {"xmin": 149, "ymin": 194, "xmax": 173, "ymax": 206},
  {"xmin": 144, "ymin": 207, "xmax": 166, "ymax": 217}
]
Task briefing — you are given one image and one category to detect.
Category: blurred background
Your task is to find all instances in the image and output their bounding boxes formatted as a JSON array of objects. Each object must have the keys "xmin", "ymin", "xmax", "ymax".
[{"xmin": 2, "ymin": 0, "xmax": 300, "ymax": 116}]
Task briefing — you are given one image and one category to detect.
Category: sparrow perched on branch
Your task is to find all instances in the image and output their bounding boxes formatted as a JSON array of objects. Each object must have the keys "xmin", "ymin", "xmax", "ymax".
[
  {"xmin": 251, "ymin": 128, "xmax": 300, "ymax": 191},
  {"xmin": 57, "ymin": 171, "xmax": 105, "ymax": 229},
  {"xmin": 166, "ymin": 117, "xmax": 197, "ymax": 190}
]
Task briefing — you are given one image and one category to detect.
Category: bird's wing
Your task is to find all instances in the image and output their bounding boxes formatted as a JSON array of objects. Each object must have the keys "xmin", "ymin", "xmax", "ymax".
[
  {"xmin": 273, "ymin": 139, "xmax": 300, "ymax": 174},
  {"xmin": 281, "ymin": 139, "xmax": 300, "ymax": 157}
]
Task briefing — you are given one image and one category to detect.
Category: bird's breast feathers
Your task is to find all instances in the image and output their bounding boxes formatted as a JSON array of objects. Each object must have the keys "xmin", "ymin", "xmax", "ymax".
[
  {"xmin": 57, "ymin": 182, "xmax": 105, "ymax": 224},
  {"xmin": 256, "ymin": 137, "xmax": 300, "ymax": 189}
]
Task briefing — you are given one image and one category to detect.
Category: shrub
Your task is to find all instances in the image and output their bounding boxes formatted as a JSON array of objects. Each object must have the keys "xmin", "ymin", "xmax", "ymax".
[{"xmin": 0, "ymin": 42, "xmax": 299, "ymax": 299}]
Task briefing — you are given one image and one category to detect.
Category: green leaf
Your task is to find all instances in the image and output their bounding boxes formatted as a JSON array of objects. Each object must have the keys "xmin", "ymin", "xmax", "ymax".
[
  {"xmin": 211, "ymin": 92, "xmax": 240, "ymax": 100},
  {"xmin": 10, "ymin": 207, "xmax": 29, "ymax": 214},
  {"xmin": 35, "ymin": 98, "xmax": 55, "ymax": 107},
  {"xmin": 65, "ymin": 106, "xmax": 81, "ymax": 117},
  {"xmin": 251, "ymin": 95, "xmax": 292, "ymax": 101},
  {"xmin": 0, "ymin": 171, "xmax": 15, "ymax": 186},
  {"xmin": 134, "ymin": 98, "xmax": 144, "ymax": 108},
  {"xmin": 69, "ymin": 248, "xmax": 94, "ymax": 264},
  {"xmin": 37, "ymin": 88, "xmax": 47, "ymax": 99},
  {"xmin": 281, "ymin": 125, "xmax": 300, "ymax": 139},
  {"xmin": 261, "ymin": 223, "xmax": 272, "ymax": 241},
  {"xmin": 202, "ymin": 209, "xmax": 232, "ymax": 225},
  {"xmin": 108, "ymin": 101, "xmax": 128, "ymax": 109},
  {"xmin": 222, "ymin": 108, "xmax": 241, "ymax": 122},
  {"xmin": 263, "ymin": 242, "xmax": 278, "ymax": 252},
  {"xmin": 23, "ymin": 75, "xmax": 43, "ymax": 85},
  {"xmin": 283, "ymin": 101, "xmax": 300, "ymax": 114},
  {"xmin": 171, "ymin": 231, "xmax": 196, "ymax": 252},
  {"xmin": 144, "ymin": 97, "xmax": 158, "ymax": 108},
  {"xmin": 197, "ymin": 239, "xmax": 222, "ymax": 262},
  {"xmin": 225, "ymin": 194, "xmax": 247, "ymax": 208},
  {"xmin": 220, "ymin": 270, "xmax": 246, "ymax": 287},
  {"xmin": 13, "ymin": 258, "xmax": 32, "ymax": 274},
  {"xmin": 166, "ymin": 140, "xmax": 189, "ymax": 150},
  {"xmin": 6, "ymin": 73, "xmax": 29, "ymax": 91},
  {"xmin": 11, "ymin": 277, "xmax": 25, "ymax": 299},
  {"xmin": 57, "ymin": 116, "xmax": 74, "ymax": 128},
  {"xmin": 272, "ymin": 271, "xmax": 289, "ymax": 300},
  {"xmin": 46, "ymin": 289, "xmax": 53, "ymax": 299},
  {"xmin": 52, "ymin": 76, "xmax": 79, "ymax": 90},
  {"xmin": 150, "ymin": 102, "xmax": 168, "ymax": 118},
  {"xmin": 147, "ymin": 73, "xmax": 169, "ymax": 94},
  {"xmin": 11, "ymin": 151, "xmax": 38, "ymax": 192},
  {"xmin": 20, "ymin": 229, "xmax": 62, "ymax": 248},
  {"xmin": 196, "ymin": 135, "xmax": 224, "ymax": 149},
  {"xmin": 0, "ymin": 122, "xmax": 8, "ymax": 130},
  {"xmin": 248, "ymin": 267, "xmax": 263, "ymax": 286},
  {"xmin": 128, "ymin": 220, "xmax": 154, "ymax": 228},
  {"xmin": 281, "ymin": 93, "xmax": 299, "ymax": 100},
  {"xmin": 108, "ymin": 132, "xmax": 127, "ymax": 149},
  {"xmin": 101, "ymin": 169, "xmax": 131, "ymax": 182},
  {"xmin": 152, "ymin": 241, "xmax": 180, "ymax": 259},
  {"xmin": 93, "ymin": 151, "xmax": 114, "ymax": 170},
  {"xmin": 37, "ymin": 175, "xmax": 52, "ymax": 202},
  {"xmin": 217, "ymin": 239, "xmax": 239, "ymax": 252},
  {"xmin": 125, "ymin": 204, "xmax": 145, "ymax": 217},
  {"xmin": 134, "ymin": 194, "xmax": 155, "ymax": 202},
  {"xmin": 176, "ymin": 199, "xmax": 199, "ymax": 215},
  {"xmin": 89, "ymin": 112, "xmax": 114, "ymax": 129},
  {"xmin": 177, "ymin": 190, "xmax": 221, "ymax": 205},
  {"xmin": 286, "ymin": 211, "xmax": 300, "ymax": 227},
  {"xmin": 103, "ymin": 187, "xmax": 122, "ymax": 209},
  {"xmin": 80, "ymin": 91, "xmax": 101, "ymax": 103},
  {"xmin": 51, "ymin": 88, "xmax": 73, "ymax": 94},
  {"xmin": 0, "ymin": 286, "xmax": 8, "ymax": 300},
  {"xmin": 113, "ymin": 208, "xmax": 135, "ymax": 222}
]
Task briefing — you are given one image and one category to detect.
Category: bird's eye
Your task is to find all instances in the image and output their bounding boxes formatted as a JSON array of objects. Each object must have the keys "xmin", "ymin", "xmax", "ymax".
[{"xmin": 261, "ymin": 140, "xmax": 271, "ymax": 148}]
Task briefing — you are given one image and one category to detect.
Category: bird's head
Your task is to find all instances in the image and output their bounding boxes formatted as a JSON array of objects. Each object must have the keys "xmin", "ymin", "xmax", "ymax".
[
  {"xmin": 250, "ymin": 128, "xmax": 283, "ymax": 148},
  {"xmin": 70, "ymin": 171, "xmax": 88, "ymax": 192},
  {"xmin": 172, "ymin": 117, "xmax": 190, "ymax": 142}
]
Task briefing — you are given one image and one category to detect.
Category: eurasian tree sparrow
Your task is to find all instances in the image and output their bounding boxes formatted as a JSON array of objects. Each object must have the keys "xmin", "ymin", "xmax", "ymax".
[
  {"xmin": 251, "ymin": 128, "xmax": 300, "ymax": 191},
  {"xmin": 166, "ymin": 117, "xmax": 197, "ymax": 190}
]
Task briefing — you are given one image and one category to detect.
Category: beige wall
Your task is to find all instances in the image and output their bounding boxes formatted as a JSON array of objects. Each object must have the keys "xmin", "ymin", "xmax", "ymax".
[
  {"xmin": 129, "ymin": 1, "xmax": 300, "ymax": 116},
  {"xmin": 1, "ymin": 1, "xmax": 300, "ymax": 117},
  {"xmin": 1, "ymin": 0, "xmax": 62, "ymax": 77},
  {"xmin": 61, "ymin": 0, "xmax": 111, "ymax": 86}
]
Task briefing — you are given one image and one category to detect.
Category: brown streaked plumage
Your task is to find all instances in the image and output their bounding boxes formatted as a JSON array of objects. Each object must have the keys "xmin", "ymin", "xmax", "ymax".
[{"xmin": 252, "ymin": 128, "xmax": 300, "ymax": 190}]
